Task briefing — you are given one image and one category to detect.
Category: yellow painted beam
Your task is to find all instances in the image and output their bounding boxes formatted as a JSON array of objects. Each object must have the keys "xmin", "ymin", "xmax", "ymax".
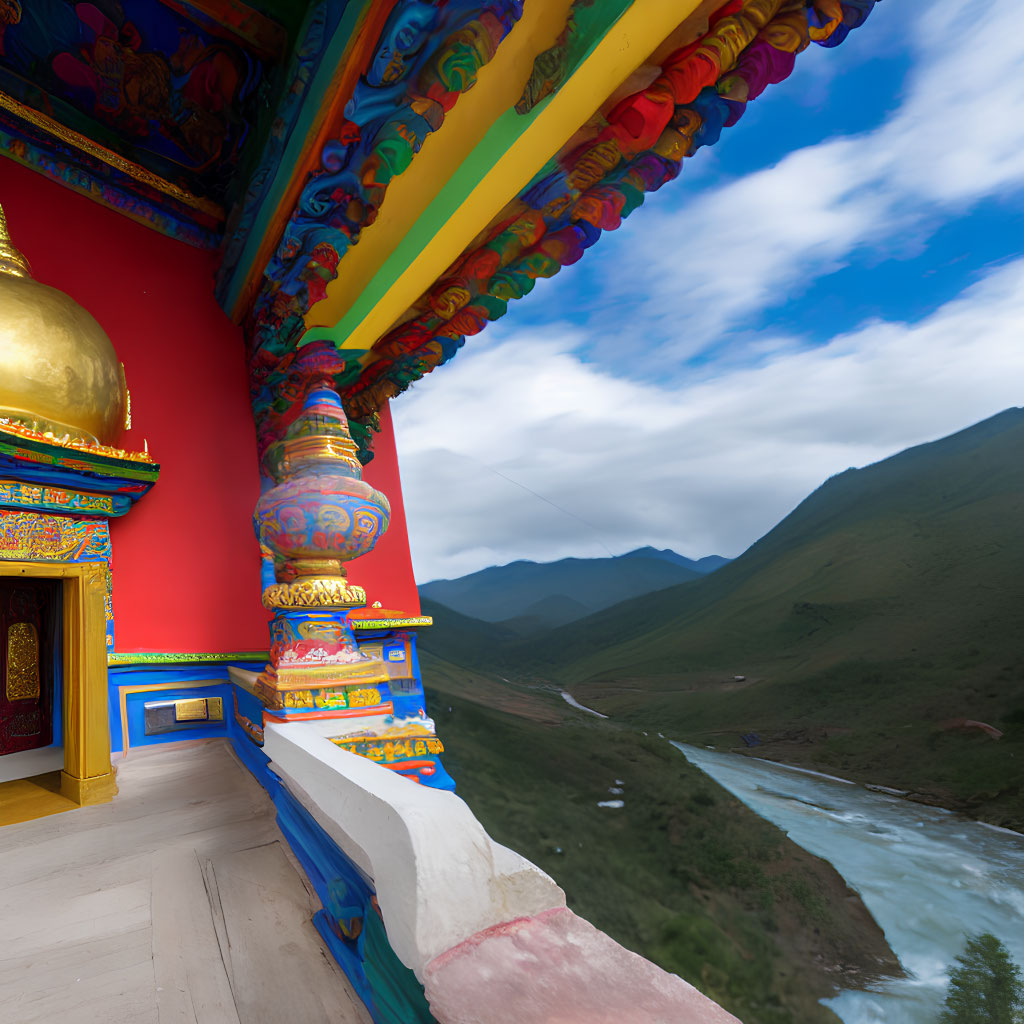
[
  {"xmin": 307, "ymin": 0, "xmax": 708, "ymax": 353},
  {"xmin": 304, "ymin": 0, "xmax": 577, "ymax": 336}
]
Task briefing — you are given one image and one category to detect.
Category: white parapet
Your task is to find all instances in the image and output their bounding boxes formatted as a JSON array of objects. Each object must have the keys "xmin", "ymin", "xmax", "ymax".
[
  {"xmin": 264, "ymin": 721, "xmax": 741, "ymax": 1024},
  {"xmin": 263, "ymin": 721, "xmax": 566, "ymax": 975}
]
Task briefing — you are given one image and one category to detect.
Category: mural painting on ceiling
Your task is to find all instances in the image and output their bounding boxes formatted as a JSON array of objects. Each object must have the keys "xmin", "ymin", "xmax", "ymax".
[{"xmin": 0, "ymin": 0, "xmax": 286, "ymax": 203}]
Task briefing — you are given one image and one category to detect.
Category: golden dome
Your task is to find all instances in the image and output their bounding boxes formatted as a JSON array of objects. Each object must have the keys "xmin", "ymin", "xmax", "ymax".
[{"xmin": 0, "ymin": 204, "xmax": 128, "ymax": 446}]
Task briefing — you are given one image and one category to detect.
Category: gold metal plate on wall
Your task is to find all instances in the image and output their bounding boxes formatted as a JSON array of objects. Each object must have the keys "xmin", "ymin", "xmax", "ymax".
[
  {"xmin": 6, "ymin": 621, "xmax": 39, "ymax": 701},
  {"xmin": 141, "ymin": 692, "xmax": 225, "ymax": 739},
  {"xmin": 174, "ymin": 698, "xmax": 210, "ymax": 722}
]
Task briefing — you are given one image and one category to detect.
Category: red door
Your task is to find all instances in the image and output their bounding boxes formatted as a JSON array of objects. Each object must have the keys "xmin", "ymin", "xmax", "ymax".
[{"xmin": 0, "ymin": 578, "xmax": 60, "ymax": 756}]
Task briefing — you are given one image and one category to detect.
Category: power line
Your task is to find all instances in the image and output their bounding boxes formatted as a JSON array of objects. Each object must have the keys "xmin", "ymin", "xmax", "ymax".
[{"xmin": 456, "ymin": 451, "xmax": 616, "ymax": 558}]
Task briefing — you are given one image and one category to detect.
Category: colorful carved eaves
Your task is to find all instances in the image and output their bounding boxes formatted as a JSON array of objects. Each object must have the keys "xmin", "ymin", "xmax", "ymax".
[
  {"xmin": 242, "ymin": 0, "xmax": 548, "ymax": 455},
  {"xmin": 244, "ymin": 0, "xmax": 703, "ymax": 456},
  {"xmin": 334, "ymin": 0, "xmax": 882, "ymax": 419},
  {"xmin": 236, "ymin": 0, "xmax": 880, "ymax": 452},
  {"xmin": 0, "ymin": 420, "xmax": 159, "ymax": 510}
]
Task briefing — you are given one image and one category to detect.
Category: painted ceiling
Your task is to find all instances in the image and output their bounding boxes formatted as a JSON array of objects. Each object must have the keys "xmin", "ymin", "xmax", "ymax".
[{"xmin": 0, "ymin": 0, "xmax": 308, "ymax": 244}]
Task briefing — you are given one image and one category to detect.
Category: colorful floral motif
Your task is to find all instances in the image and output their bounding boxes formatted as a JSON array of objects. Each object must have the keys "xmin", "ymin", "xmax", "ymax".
[
  {"xmin": 0, "ymin": 509, "xmax": 111, "ymax": 562},
  {"xmin": 0, "ymin": 479, "xmax": 124, "ymax": 516}
]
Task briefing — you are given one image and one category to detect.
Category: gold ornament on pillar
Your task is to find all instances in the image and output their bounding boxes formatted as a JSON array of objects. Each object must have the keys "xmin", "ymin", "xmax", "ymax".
[{"xmin": 0, "ymin": 203, "xmax": 130, "ymax": 445}]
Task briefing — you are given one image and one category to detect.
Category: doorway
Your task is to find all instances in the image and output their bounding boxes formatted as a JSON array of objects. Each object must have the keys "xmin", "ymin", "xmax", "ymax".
[
  {"xmin": 0, "ymin": 578, "xmax": 61, "ymax": 756},
  {"xmin": 0, "ymin": 560, "xmax": 114, "ymax": 818}
]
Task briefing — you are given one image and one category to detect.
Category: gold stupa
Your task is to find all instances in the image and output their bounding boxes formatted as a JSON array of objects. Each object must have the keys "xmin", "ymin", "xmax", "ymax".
[{"xmin": 0, "ymin": 204, "xmax": 128, "ymax": 445}]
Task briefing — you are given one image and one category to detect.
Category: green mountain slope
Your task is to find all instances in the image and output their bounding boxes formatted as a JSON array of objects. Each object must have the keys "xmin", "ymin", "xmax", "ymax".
[
  {"xmin": 421, "ymin": 408, "xmax": 1024, "ymax": 828},
  {"xmin": 422, "ymin": 672, "xmax": 900, "ymax": 1024},
  {"xmin": 419, "ymin": 549, "xmax": 706, "ymax": 623},
  {"xmin": 512, "ymin": 408, "xmax": 1024, "ymax": 827},
  {"xmin": 419, "ymin": 595, "xmax": 518, "ymax": 664}
]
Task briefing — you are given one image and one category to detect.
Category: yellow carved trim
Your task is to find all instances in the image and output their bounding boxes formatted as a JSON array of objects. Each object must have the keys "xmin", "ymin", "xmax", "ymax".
[
  {"xmin": 302, "ymin": 0, "xmax": 577, "ymax": 338},
  {"xmin": 0, "ymin": 420, "xmax": 155, "ymax": 464},
  {"xmin": 0, "ymin": 90, "xmax": 225, "ymax": 220},
  {"xmin": 262, "ymin": 577, "xmax": 367, "ymax": 610},
  {"xmin": 351, "ymin": 615, "xmax": 433, "ymax": 630}
]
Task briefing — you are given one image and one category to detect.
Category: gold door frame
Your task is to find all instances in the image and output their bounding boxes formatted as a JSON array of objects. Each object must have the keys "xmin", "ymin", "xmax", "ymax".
[{"xmin": 0, "ymin": 560, "xmax": 115, "ymax": 805}]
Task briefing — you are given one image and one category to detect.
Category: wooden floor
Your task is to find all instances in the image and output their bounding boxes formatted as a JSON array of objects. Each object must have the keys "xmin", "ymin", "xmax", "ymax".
[{"xmin": 0, "ymin": 739, "xmax": 373, "ymax": 1024}]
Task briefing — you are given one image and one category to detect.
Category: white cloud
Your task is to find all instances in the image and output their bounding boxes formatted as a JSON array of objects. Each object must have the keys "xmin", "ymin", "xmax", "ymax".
[
  {"xmin": 603, "ymin": 0, "xmax": 1024, "ymax": 357},
  {"xmin": 389, "ymin": 0, "xmax": 1024, "ymax": 582},
  {"xmin": 394, "ymin": 258, "xmax": 1024, "ymax": 581}
]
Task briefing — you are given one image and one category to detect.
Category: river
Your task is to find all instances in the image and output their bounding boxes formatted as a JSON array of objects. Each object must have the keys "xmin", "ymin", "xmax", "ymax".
[{"xmin": 673, "ymin": 743, "xmax": 1024, "ymax": 1024}]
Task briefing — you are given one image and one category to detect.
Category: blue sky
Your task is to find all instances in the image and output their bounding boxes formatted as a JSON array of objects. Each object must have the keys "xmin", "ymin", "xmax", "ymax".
[{"xmin": 395, "ymin": 0, "xmax": 1024, "ymax": 581}]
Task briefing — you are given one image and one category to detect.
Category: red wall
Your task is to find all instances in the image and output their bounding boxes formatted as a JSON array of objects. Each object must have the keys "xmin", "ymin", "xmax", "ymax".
[
  {"xmin": 2, "ymin": 160, "xmax": 266, "ymax": 652},
  {"xmin": 358, "ymin": 401, "xmax": 421, "ymax": 616},
  {"xmin": 1, "ymin": 160, "xmax": 419, "ymax": 649}
]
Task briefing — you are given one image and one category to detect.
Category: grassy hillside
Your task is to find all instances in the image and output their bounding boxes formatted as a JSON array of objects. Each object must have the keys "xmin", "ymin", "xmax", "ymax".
[
  {"xmin": 419, "ymin": 550, "xmax": 702, "ymax": 623},
  {"xmin": 423, "ymin": 665, "xmax": 900, "ymax": 1024},
  {"xmin": 421, "ymin": 408, "xmax": 1024, "ymax": 829}
]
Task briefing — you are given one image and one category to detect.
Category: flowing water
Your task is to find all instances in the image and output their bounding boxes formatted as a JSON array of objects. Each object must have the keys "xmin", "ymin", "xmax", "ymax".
[
  {"xmin": 672, "ymin": 743, "xmax": 1024, "ymax": 1024},
  {"xmin": 559, "ymin": 690, "xmax": 608, "ymax": 718}
]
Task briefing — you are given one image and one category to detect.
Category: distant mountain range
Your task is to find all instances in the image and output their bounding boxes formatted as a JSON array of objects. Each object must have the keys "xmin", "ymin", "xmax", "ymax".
[
  {"xmin": 419, "ymin": 546, "xmax": 730, "ymax": 628},
  {"xmin": 618, "ymin": 547, "xmax": 732, "ymax": 574},
  {"xmin": 420, "ymin": 408, "xmax": 1024, "ymax": 830}
]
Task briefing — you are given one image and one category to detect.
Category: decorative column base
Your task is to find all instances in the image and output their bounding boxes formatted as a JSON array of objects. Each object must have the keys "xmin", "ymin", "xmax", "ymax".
[
  {"xmin": 60, "ymin": 768, "xmax": 118, "ymax": 805},
  {"xmin": 252, "ymin": 372, "xmax": 452, "ymax": 789}
]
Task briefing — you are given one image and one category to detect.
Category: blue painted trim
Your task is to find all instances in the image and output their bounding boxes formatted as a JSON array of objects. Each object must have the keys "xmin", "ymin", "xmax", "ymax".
[
  {"xmin": 314, "ymin": 910, "xmax": 375, "ymax": 1008},
  {"xmin": 276, "ymin": 783, "xmax": 377, "ymax": 1005},
  {"xmin": 224, "ymin": 692, "xmax": 437, "ymax": 1022},
  {"xmin": 227, "ymin": 700, "xmax": 275, "ymax": 786},
  {"xmin": 107, "ymin": 663, "xmax": 264, "ymax": 752},
  {"xmin": 0, "ymin": 453, "xmax": 157, "ymax": 497},
  {"xmin": 0, "ymin": 123, "xmax": 221, "ymax": 250},
  {"xmin": 233, "ymin": 681, "xmax": 266, "ymax": 734},
  {"xmin": 273, "ymin": 780, "xmax": 438, "ymax": 1023},
  {"xmin": 122, "ymin": 684, "xmax": 231, "ymax": 750}
]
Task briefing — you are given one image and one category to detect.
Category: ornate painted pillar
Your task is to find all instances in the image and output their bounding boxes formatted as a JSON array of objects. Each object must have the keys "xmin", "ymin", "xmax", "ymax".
[{"xmin": 252, "ymin": 347, "xmax": 452, "ymax": 789}]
